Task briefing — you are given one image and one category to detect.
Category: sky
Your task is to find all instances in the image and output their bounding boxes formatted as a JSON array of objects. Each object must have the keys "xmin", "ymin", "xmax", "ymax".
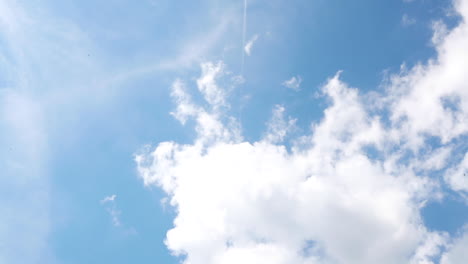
[{"xmin": 1, "ymin": 0, "xmax": 468, "ymax": 263}]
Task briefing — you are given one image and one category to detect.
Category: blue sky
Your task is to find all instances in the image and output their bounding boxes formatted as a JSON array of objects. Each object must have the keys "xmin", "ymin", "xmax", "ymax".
[{"xmin": 1, "ymin": 0, "xmax": 468, "ymax": 263}]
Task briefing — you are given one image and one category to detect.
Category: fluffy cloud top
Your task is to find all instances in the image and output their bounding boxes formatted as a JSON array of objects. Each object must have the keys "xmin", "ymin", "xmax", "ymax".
[
  {"xmin": 136, "ymin": 1, "xmax": 468, "ymax": 263},
  {"xmin": 441, "ymin": 226, "xmax": 468, "ymax": 264}
]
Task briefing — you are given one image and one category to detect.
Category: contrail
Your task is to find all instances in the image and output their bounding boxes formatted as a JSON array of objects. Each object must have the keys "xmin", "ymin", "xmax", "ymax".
[
  {"xmin": 241, "ymin": 0, "xmax": 247, "ymax": 75},
  {"xmin": 239, "ymin": 0, "xmax": 248, "ymax": 125}
]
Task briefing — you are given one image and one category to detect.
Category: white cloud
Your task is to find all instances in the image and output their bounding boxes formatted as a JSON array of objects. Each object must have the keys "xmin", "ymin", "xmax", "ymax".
[
  {"xmin": 135, "ymin": 0, "xmax": 468, "ymax": 263},
  {"xmin": 0, "ymin": 0, "xmax": 239, "ymax": 262},
  {"xmin": 441, "ymin": 227, "xmax": 468, "ymax": 264},
  {"xmin": 444, "ymin": 153, "xmax": 468, "ymax": 192},
  {"xmin": 401, "ymin": 14, "xmax": 416, "ymax": 26},
  {"xmin": 100, "ymin": 194, "xmax": 117, "ymax": 204},
  {"xmin": 136, "ymin": 72, "xmax": 442, "ymax": 263},
  {"xmin": 244, "ymin": 34, "xmax": 258, "ymax": 56},
  {"xmin": 168, "ymin": 61, "xmax": 241, "ymax": 146},
  {"xmin": 411, "ymin": 232, "xmax": 449, "ymax": 264},
  {"xmin": 197, "ymin": 62, "xmax": 228, "ymax": 108},
  {"xmin": 413, "ymin": 146, "xmax": 452, "ymax": 172},
  {"xmin": 282, "ymin": 75, "xmax": 302, "ymax": 91},
  {"xmin": 387, "ymin": 1, "xmax": 468, "ymax": 150},
  {"xmin": 431, "ymin": 20, "xmax": 449, "ymax": 45},
  {"xmin": 100, "ymin": 195, "xmax": 137, "ymax": 235},
  {"xmin": 100, "ymin": 194, "xmax": 121, "ymax": 227},
  {"xmin": 263, "ymin": 105, "xmax": 297, "ymax": 143}
]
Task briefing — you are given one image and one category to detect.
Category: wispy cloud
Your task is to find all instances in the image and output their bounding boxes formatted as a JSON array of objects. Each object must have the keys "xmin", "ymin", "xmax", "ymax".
[
  {"xmin": 401, "ymin": 14, "xmax": 416, "ymax": 26},
  {"xmin": 244, "ymin": 34, "xmax": 258, "ymax": 56},
  {"xmin": 0, "ymin": 0, "xmax": 95, "ymax": 262},
  {"xmin": 282, "ymin": 75, "xmax": 302, "ymax": 91},
  {"xmin": 100, "ymin": 194, "xmax": 121, "ymax": 227},
  {"xmin": 263, "ymin": 105, "xmax": 297, "ymax": 143},
  {"xmin": 100, "ymin": 194, "xmax": 117, "ymax": 204}
]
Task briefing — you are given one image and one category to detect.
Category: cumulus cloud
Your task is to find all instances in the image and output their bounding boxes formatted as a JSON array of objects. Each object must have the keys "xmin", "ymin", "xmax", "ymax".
[
  {"xmin": 135, "ymin": 0, "xmax": 468, "ymax": 263},
  {"xmin": 136, "ymin": 70, "xmax": 445, "ymax": 264},
  {"xmin": 441, "ymin": 227, "xmax": 468, "ymax": 264},
  {"xmin": 444, "ymin": 153, "xmax": 468, "ymax": 192},
  {"xmin": 386, "ymin": 2, "xmax": 468, "ymax": 150},
  {"xmin": 244, "ymin": 34, "xmax": 258, "ymax": 56},
  {"xmin": 282, "ymin": 75, "xmax": 302, "ymax": 91}
]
